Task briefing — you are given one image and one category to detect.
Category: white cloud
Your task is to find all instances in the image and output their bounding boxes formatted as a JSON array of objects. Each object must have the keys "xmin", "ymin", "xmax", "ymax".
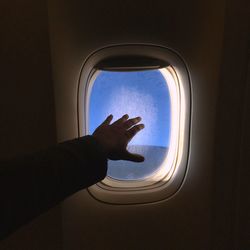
[{"xmin": 105, "ymin": 86, "xmax": 157, "ymax": 145}]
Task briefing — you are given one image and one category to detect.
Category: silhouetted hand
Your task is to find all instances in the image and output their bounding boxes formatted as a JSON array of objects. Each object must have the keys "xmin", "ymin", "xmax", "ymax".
[{"xmin": 93, "ymin": 114, "xmax": 145, "ymax": 162}]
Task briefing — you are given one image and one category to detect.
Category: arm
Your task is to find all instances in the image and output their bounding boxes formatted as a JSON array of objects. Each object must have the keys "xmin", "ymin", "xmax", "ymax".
[
  {"xmin": 0, "ymin": 114, "xmax": 144, "ymax": 239},
  {"xmin": 0, "ymin": 136, "xmax": 107, "ymax": 239}
]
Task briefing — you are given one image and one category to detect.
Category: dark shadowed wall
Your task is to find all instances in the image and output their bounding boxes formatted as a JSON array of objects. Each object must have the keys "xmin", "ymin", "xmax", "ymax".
[
  {"xmin": 0, "ymin": 0, "xmax": 62, "ymax": 249},
  {"xmin": 212, "ymin": 0, "xmax": 250, "ymax": 249}
]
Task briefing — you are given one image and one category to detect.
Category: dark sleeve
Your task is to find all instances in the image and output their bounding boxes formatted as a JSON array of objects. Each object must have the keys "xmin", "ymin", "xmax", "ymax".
[{"xmin": 0, "ymin": 135, "xmax": 107, "ymax": 240}]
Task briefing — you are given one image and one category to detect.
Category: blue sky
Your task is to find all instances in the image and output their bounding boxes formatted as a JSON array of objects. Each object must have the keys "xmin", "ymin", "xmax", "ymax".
[{"xmin": 89, "ymin": 70, "xmax": 171, "ymax": 147}]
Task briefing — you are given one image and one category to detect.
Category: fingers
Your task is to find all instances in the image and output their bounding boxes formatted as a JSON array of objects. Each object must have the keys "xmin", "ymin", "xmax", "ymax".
[
  {"xmin": 123, "ymin": 150, "xmax": 145, "ymax": 162},
  {"xmin": 126, "ymin": 124, "xmax": 145, "ymax": 140},
  {"xmin": 123, "ymin": 117, "xmax": 141, "ymax": 129},
  {"xmin": 102, "ymin": 114, "xmax": 113, "ymax": 126},
  {"xmin": 112, "ymin": 114, "xmax": 129, "ymax": 125}
]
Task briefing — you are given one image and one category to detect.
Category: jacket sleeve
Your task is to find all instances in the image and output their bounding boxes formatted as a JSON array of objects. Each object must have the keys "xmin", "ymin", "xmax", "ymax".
[{"xmin": 0, "ymin": 135, "xmax": 107, "ymax": 239}]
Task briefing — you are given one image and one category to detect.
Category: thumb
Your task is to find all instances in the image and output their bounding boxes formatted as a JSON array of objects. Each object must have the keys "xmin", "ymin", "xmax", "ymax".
[{"xmin": 123, "ymin": 150, "xmax": 145, "ymax": 162}]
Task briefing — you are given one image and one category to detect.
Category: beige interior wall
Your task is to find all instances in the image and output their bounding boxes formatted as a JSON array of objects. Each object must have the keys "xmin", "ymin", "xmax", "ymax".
[
  {"xmin": 48, "ymin": 0, "xmax": 227, "ymax": 249},
  {"xmin": 0, "ymin": 0, "xmax": 62, "ymax": 249}
]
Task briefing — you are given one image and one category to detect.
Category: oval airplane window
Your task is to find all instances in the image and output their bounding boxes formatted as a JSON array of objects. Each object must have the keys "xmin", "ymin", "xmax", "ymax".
[
  {"xmin": 78, "ymin": 44, "xmax": 191, "ymax": 204},
  {"xmin": 89, "ymin": 70, "xmax": 171, "ymax": 181}
]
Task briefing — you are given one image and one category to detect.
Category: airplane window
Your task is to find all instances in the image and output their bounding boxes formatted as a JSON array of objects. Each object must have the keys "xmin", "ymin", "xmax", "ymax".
[
  {"xmin": 89, "ymin": 70, "xmax": 171, "ymax": 180},
  {"xmin": 79, "ymin": 45, "xmax": 190, "ymax": 203}
]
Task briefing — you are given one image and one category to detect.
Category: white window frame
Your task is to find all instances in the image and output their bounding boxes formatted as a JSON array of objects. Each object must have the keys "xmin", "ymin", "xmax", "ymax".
[{"xmin": 78, "ymin": 44, "xmax": 191, "ymax": 204}]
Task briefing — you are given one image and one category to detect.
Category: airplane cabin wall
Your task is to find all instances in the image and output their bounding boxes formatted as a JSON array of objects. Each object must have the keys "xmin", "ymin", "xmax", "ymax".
[
  {"xmin": 48, "ymin": 0, "xmax": 232, "ymax": 249},
  {"xmin": 0, "ymin": 0, "xmax": 248, "ymax": 249},
  {"xmin": 212, "ymin": 0, "xmax": 250, "ymax": 248},
  {"xmin": 0, "ymin": 0, "xmax": 62, "ymax": 249}
]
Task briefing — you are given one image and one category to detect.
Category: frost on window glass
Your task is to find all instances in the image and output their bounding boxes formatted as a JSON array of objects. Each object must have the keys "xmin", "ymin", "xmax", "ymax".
[{"xmin": 89, "ymin": 70, "xmax": 171, "ymax": 180}]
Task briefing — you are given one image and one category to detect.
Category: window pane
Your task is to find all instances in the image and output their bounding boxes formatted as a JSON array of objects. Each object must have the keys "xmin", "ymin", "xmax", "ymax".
[{"xmin": 89, "ymin": 70, "xmax": 171, "ymax": 180}]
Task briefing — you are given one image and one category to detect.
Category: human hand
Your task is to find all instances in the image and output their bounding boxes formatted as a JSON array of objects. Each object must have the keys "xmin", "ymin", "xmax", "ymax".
[{"xmin": 93, "ymin": 114, "xmax": 145, "ymax": 162}]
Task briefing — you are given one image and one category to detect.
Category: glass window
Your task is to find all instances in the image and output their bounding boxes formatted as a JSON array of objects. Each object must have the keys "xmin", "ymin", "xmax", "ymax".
[{"xmin": 89, "ymin": 70, "xmax": 171, "ymax": 180}]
